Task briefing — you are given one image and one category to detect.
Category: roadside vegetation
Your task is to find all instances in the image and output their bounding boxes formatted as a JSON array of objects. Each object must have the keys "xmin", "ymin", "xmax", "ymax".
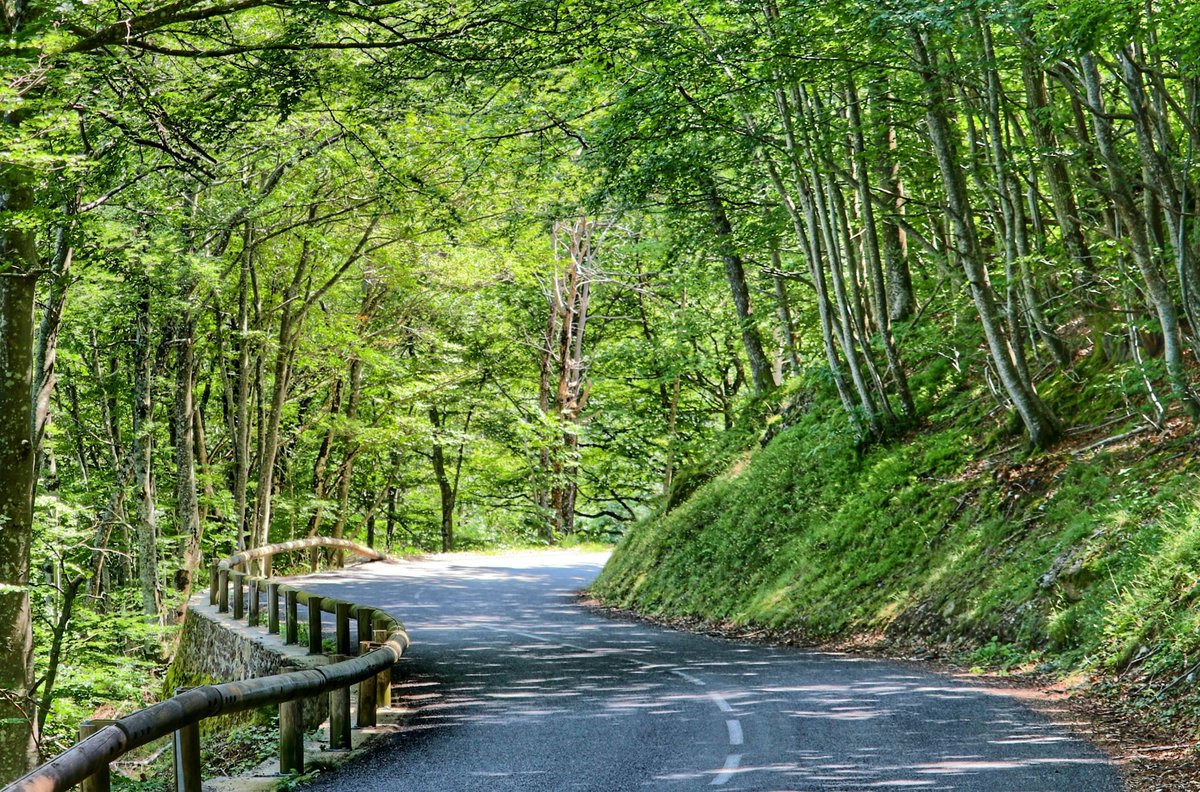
[{"xmin": 594, "ymin": 315, "xmax": 1200, "ymax": 731}]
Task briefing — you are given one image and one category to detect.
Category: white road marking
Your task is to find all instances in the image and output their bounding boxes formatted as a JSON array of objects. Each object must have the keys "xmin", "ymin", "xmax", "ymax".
[
  {"xmin": 511, "ymin": 630, "xmax": 552, "ymax": 643},
  {"xmin": 711, "ymin": 754, "xmax": 742, "ymax": 785},
  {"xmin": 670, "ymin": 669, "xmax": 707, "ymax": 686},
  {"xmin": 480, "ymin": 624, "xmax": 752, "ymax": 777},
  {"xmin": 708, "ymin": 692, "xmax": 734, "ymax": 713}
]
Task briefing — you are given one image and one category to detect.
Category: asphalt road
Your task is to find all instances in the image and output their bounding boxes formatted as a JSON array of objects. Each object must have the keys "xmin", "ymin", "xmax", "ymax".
[{"xmin": 296, "ymin": 550, "xmax": 1122, "ymax": 791}]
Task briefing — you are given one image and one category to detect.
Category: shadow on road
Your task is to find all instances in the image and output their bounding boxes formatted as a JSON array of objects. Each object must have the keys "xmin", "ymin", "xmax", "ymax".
[{"xmin": 297, "ymin": 554, "xmax": 1119, "ymax": 791}]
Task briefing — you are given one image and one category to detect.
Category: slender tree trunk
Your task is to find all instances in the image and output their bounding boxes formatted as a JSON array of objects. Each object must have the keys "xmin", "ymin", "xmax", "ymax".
[
  {"xmin": 761, "ymin": 131, "xmax": 858, "ymax": 422},
  {"xmin": 847, "ymin": 78, "xmax": 916, "ymax": 418},
  {"xmin": 1118, "ymin": 47, "xmax": 1200, "ymax": 344},
  {"xmin": 1080, "ymin": 53, "xmax": 1196, "ymax": 412},
  {"xmin": 767, "ymin": 235, "xmax": 801, "ymax": 374},
  {"xmin": 429, "ymin": 407, "xmax": 456, "ymax": 553},
  {"xmin": 703, "ymin": 178, "xmax": 777, "ymax": 397},
  {"xmin": 1020, "ymin": 55, "xmax": 1094, "ymax": 286},
  {"xmin": 173, "ymin": 309, "xmax": 202, "ymax": 619},
  {"xmin": 132, "ymin": 278, "xmax": 161, "ymax": 620},
  {"xmin": 804, "ymin": 118, "xmax": 882, "ymax": 433},
  {"xmin": 536, "ymin": 303, "xmax": 557, "ymax": 541},
  {"xmin": 193, "ymin": 386, "xmax": 215, "ymax": 525},
  {"xmin": 305, "ymin": 377, "xmax": 342, "ymax": 540},
  {"xmin": 866, "ymin": 84, "xmax": 916, "ymax": 322},
  {"xmin": 386, "ymin": 482, "xmax": 398, "ymax": 550},
  {"xmin": 913, "ymin": 27, "xmax": 1061, "ymax": 447},
  {"xmin": 251, "ymin": 241, "xmax": 309, "ymax": 551},
  {"xmin": 33, "ymin": 210, "xmax": 76, "ymax": 461},
  {"xmin": 234, "ymin": 253, "xmax": 253, "ymax": 550},
  {"xmin": 977, "ymin": 18, "xmax": 1056, "ymax": 376},
  {"xmin": 328, "ymin": 358, "xmax": 363, "ymax": 565},
  {"xmin": 827, "ymin": 164, "xmax": 891, "ymax": 425},
  {"xmin": 35, "ymin": 575, "xmax": 83, "ymax": 734}
]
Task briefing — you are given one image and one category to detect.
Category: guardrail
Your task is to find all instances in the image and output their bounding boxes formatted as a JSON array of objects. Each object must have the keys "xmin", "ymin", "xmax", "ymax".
[{"xmin": 5, "ymin": 537, "xmax": 408, "ymax": 792}]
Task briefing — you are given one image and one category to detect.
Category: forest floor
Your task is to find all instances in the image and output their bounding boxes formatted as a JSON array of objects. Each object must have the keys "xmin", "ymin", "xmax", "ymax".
[{"xmin": 582, "ymin": 598, "xmax": 1200, "ymax": 792}]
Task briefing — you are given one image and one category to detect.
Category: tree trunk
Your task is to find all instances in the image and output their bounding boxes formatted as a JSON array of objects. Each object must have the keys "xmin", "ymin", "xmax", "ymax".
[
  {"xmin": 0, "ymin": 270, "xmax": 38, "ymax": 781},
  {"xmin": 234, "ymin": 252, "xmax": 254, "ymax": 550},
  {"xmin": 536, "ymin": 293, "xmax": 557, "ymax": 541},
  {"xmin": 132, "ymin": 278, "xmax": 161, "ymax": 620},
  {"xmin": 305, "ymin": 377, "xmax": 342, "ymax": 540},
  {"xmin": 761, "ymin": 115, "xmax": 858, "ymax": 422},
  {"xmin": 429, "ymin": 407, "xmax": 456, "ymax": 553},
  {"xmin": 1020, "ymin": 55, "xmax": 1094, "ymax": 286},
  {"xmin": 703, "ymin": 179, "xmax": 777, "ymax": 397},
  {"xmin": 36, "ymin": 575, "xmax": 83, "ymax": 733},
  {"xmin": 847, "ymin": 77, "xmax": 916, "ymax": 418},
  {"xmin": 328, "ymin": 357, "xmax": 364, "ymax": 564},
  {"xmin": 1080, "ymin": 53, "xmax": 1196, "ymax": 412},
  {"xmin": 173, "ymin": 308, "xmax": 202, "ymax": 619},
  {"xmin": 1118, "ymin": 47, "xmax": 1200, "ymax": 347},
  {"xmin": 866, "ymin": 84, "xmax": 916, "ymax": 322},
  {"xmin": 805, "ymin": 124, "xmax": 882, "ymax": 434},
  {"xmin": 33, "ymin": 212, "xmax": 76, "ymax": 460},
  {"xmin": 251, "ymin": 264, "xmax": 303, "ymax": 551},
  {"xmin": 914, "ymin": 27, "xmax": 1061, "ymax": 447}
]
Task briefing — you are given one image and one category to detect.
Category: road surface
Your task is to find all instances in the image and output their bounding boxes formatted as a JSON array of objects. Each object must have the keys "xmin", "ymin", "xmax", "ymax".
[{"xmin": 297, "ymin": 550, "xmax": 1121, "ymax": 791}]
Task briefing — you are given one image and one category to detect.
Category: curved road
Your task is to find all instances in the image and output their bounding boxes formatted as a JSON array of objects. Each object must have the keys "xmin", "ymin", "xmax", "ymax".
[{"xmin": 297, "ymin": 551, "xmax": 1121, "ymax": 791}]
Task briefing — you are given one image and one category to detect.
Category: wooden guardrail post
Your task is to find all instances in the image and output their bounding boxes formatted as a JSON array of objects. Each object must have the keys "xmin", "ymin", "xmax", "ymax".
[
  {"xmin": 248, "ymin": 578, "xmax": 260, "ymax": 626},
  {"xmin": 373, "ymin": 629, "xmax": 392, "ymax": 707},
  {"xmin": 376, "ymin": 664, "xmax": 392, "ymax": 709},
  {"xmin": 268, "ymin": 582, "xmax": 280, "ymax": 634},
  {"xmin": 279, "ymin": 698, "xmax": 304, "ymax": 774},
  {"xmin": 328, "ymin": 655, "xmax": 352, "ymax": 751},
  {"xmin": 308, "ymin": 597, "xmax": 324, "ymax": 655},
  {"xmin": 357, "ymin": 641, "xmax": 378, "ymax": 727},
  {"xmin": 79, "ymin": 720, "xmax": 116, "ymax": 792},
  {"xmin": 232, "ymin": 572, "xmax": 245, "ymax": 620},
  {"xmin": 263, "ymin": 554, "xmax": 272, "ymax": 579},
  {"xmin": 356, "ymin": 608, "xmax": 372, "ymax": 655},
  {"xmin": 285, "ymin": 589, "xmax": 298, "ymax": 644},
  {"xmin": 172, "ymin": 688, "xmax": 202, "ymax": 792},
  {"xmin": 335, "ymin": 602, "xmax": 352, "ymax": 655},
  {"xmin": 218, "ymin": 567, "xmax": 229, "ymax": 612},
  {"xmin": 209, "ymin": 559, "xmax": 220, "ymax": 606}
]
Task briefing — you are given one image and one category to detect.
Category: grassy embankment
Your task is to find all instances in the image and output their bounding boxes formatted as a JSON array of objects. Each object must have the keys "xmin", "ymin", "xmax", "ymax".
[{"xmin": 591, "ymin": 317, "xmax": 1200, "ymax": 727}]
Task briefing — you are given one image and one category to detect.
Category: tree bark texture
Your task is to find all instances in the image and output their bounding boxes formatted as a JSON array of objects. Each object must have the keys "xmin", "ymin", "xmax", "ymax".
[
  {"xmin": 704, "ymin": 181, "xmax": 777, "ymax": 398},
  {"xmin": 0, "ymin": 271, "xmax": 39, "ymax": 781}
]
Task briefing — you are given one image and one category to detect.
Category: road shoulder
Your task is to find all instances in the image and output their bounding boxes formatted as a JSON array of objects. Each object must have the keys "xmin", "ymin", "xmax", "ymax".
[{"xmin": 580, "ymin": 597, "xmax": 1200, "ymax": 792}]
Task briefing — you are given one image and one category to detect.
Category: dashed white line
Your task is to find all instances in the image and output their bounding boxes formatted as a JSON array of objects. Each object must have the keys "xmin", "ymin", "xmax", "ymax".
[
  {"xmin": 708, "ymin": 692, "xmax": 734, "ymax": 713},
  {"xmin": 711, "ymin": 753, "xmax": 742, "ymax": 785},
  {"xmin": 670, "ymin": 669, "xmax": 707, "ymax": 686},
  {"xmin": 510, "ymin": 630, "xmax": 553, "ymax": 643},
  {"xmin": 480, "ymin": 624, "xmax": 750, "ymax": 780}
]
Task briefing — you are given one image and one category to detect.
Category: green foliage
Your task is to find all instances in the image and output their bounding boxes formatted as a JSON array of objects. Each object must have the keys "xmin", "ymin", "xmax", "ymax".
[
  {"xmin": 11, "ymin": 0, "xmax": 1200, "ymax": 775},
  {"xmin": 202, "ymin": 721, "xmax": 281, "ymax": 778}
]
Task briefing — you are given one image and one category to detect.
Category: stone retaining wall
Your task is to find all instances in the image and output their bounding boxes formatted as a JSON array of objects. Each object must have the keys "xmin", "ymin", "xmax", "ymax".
[{"xmin": 167, "ymin": 599, "xmax": 330, "ymax": 730}]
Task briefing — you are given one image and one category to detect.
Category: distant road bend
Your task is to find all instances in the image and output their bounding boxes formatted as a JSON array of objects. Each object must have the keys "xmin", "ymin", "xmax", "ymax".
[{"xmin": 298, "ymin": 551, "xmax": 1121, "ymax": 791}]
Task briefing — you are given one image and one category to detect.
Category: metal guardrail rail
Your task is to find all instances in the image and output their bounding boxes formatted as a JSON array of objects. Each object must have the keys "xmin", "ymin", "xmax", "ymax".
[{"xmin": 5, "ymin": 537, "xmax": 408, "ymax": 792}]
